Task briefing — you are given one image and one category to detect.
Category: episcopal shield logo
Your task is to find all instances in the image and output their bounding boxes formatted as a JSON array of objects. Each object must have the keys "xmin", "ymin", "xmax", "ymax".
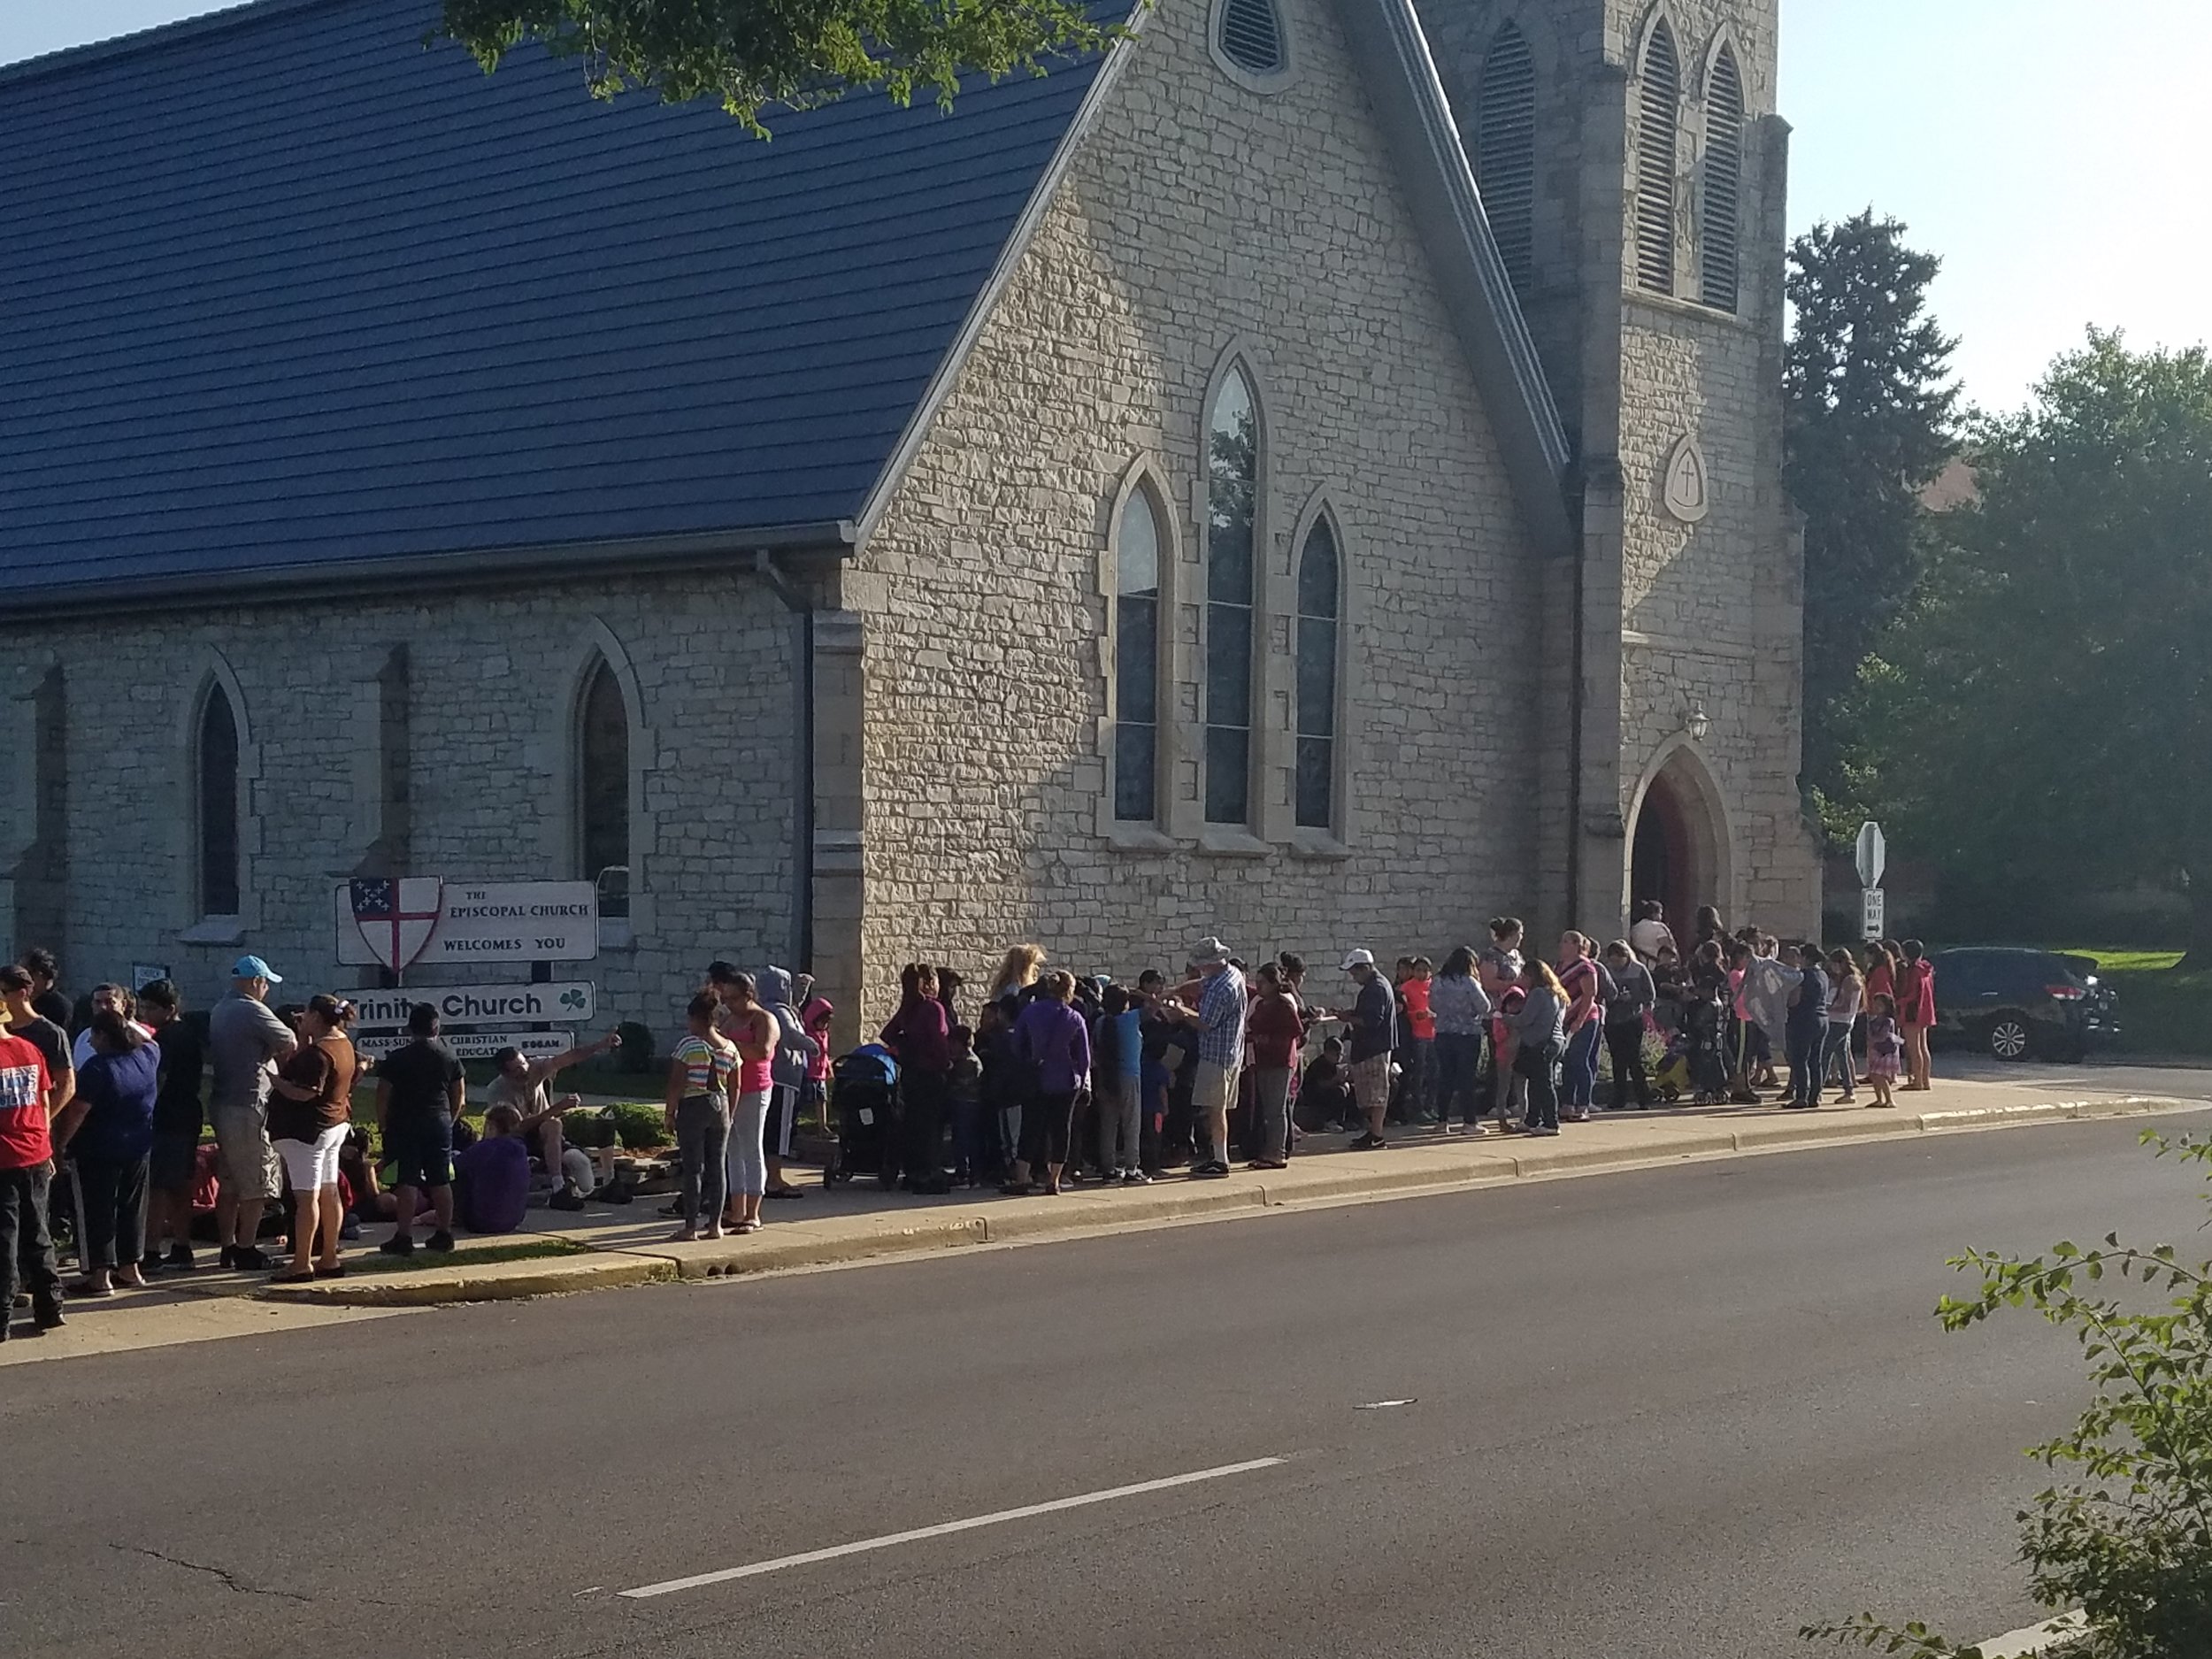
[{"xmin": 349, "ymin": 878, "xmax": 443, "ymax": 972}]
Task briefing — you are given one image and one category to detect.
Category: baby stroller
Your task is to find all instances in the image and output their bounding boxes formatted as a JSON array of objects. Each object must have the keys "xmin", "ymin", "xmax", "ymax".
[
  {"xmin": 1680, "ymin": 995, "xmax": 1732, "ymax": 1105},
  {"xmin": 825, "ymin": 1044, "xmax": 902, "ymax": 1188}
]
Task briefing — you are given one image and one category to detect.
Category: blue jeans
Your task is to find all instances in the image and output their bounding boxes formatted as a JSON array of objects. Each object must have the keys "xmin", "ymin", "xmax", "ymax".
[
  {"xmin": 1432, "ymin": 1032, "xmax": 1486, "ymax": 1125},
  {"xmin": 1515, "ymin": 1040, "xmax": 1563, "ymax": 1130},
  {"xmin": 1563, "ymin": 1023, "xmax": 1601, "ymax": 1110},
  {"xmin": 1823, "ymin": 1022, "xmax": 1855, "ymax": 1093},
  {"xmin": 1786, "ymin": 1025, "xmax": 1824, "ymax": 1105}
]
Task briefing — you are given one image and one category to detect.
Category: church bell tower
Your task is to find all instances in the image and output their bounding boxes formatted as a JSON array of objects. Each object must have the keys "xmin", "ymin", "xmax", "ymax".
[{"xmin": 1418, "ymin": 0, "xmax": 1820, "ymax": 937}]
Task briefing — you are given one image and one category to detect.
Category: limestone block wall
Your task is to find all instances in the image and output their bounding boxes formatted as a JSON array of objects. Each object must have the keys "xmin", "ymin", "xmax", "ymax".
[
  {"xmin": 0, "ymin": 572, "xmax": 798, "ymax": 1048},
  {"xmin": 849, "ymin": 0, "xmax": 1548, "ymax": 1024}
]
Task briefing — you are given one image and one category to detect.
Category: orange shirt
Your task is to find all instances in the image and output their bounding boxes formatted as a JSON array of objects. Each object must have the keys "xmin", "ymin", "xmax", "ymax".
[{"xmin": 1402, "ymin": 978, "xmax": 1435, "ymax": 1041}]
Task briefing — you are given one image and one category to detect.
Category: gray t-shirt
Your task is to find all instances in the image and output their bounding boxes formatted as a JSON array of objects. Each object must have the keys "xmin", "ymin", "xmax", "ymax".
[{"xmin": 208, "ymin": 992, "xmax": 294, "ymax": 1115}]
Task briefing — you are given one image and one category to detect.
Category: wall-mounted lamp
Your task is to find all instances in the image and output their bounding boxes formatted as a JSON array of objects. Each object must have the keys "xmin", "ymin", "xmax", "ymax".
[{"xmin": 1685, "ymin": 702, "xmax": 1711, "ymax": 742}]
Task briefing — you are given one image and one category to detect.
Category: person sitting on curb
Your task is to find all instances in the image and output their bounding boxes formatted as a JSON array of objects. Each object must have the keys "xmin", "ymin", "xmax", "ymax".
[
  {"xmin": 485, "ymin": 1033, "xmax": 623, "ymax": 1210},
  {"xmin": 453, "ymin": 1104, "xmax": 535, "ymax": 1235}
]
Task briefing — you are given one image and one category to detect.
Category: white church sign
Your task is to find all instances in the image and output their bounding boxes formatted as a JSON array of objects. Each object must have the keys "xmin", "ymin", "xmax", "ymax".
[
  {"xmin": 334, "ymin": 879, "xmax": 599, "ymax": 969},
  {"xmin": 347, "ymin": 980, "xmax": 596, "ymax": 1031}
]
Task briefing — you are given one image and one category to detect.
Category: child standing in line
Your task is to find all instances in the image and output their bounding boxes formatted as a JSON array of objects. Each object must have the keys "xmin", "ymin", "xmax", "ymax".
[
  {"xmin": 1865, "ymin": 992, "xmax": 1902, "ymax": 1110},
  {"xmin": 665, "ymin": 992, "xmax": 738, "ymax": 1241},
  {"xmin": 1401, "ymin": 956, "xmax": 1437, "ymax": 1124},
  {"xmin": 946, "ymin": 1025, "xmax": 986, "ymax": 1187}
]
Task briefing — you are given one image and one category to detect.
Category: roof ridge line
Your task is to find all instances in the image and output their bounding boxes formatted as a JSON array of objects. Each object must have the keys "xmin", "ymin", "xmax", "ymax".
[
  {"xmin": 1330, "ymin": 0, "xmax": 1577, "ymax": 556},
  {"xmin": 0, "ymin": 0, "xmax": 349, "ymax": 88}
]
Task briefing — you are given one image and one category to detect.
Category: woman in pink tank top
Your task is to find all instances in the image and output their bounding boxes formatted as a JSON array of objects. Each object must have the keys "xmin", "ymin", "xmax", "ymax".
[{"xmin": 714, "ymin": 973, "xmax": 780, "ymax": 1234}]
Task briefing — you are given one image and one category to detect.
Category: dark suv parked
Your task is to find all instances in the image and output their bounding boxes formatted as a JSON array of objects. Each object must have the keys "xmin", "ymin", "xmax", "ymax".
[{"xmin": 1926, "ymin": 948, "xmax": 2120, "ymax": 1062}]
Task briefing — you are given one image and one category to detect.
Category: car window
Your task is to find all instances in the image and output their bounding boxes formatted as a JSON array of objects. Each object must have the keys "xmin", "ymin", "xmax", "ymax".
[{"xmin": 1934, "ymin": 951, "xmax": 1991, "ymax": 995}]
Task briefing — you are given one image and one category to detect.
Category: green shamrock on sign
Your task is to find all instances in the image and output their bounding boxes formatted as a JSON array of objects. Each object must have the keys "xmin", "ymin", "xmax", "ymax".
[{"xmin": 560, "ymin": 988, "xmax": 587, "ymax": 1010}]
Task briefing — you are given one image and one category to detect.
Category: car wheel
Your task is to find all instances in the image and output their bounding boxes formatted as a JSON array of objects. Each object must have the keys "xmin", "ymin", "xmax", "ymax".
[{"xmin": 1988, "ymin": 1017, "xmax": 2033, "ymax": 1062}]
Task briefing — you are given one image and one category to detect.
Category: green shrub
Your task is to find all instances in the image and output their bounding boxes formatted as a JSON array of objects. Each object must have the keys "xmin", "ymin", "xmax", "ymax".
[
  {"xmin": 1805, "ymin": 1132, "xmax": 2212, "ymax": 1658},
  {"xmin": 565, "ymin": 1102, "xmax": 666, "ymax": 1151}
]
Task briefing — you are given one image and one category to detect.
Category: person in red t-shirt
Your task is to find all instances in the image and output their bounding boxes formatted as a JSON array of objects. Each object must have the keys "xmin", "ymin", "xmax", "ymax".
[
  {"xmin": 1896, "ymin": 941, "xmax": 1938, "ymax": 1092},
  {"xmin": 0, "ymin": 1005, "xmax": 65, "ymax": 1337}
]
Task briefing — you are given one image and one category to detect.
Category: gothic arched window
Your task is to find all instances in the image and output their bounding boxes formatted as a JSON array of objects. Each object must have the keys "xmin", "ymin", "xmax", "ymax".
[
  {"xmin": 1477, "ymin": 20, "xmax": 1538, "ymax": 291},
  {"xmin": 1112, "ymin": 482, "xmax": 1164, "ymax": 825},
  {"xmin": 1635, "ymin": 20, "xmax": 1682, "ymax": 294},
  {"xmin": 578, "ymin": 657, "xmax": 631, "ymax": 917},
  {"xmin": 1204, "ymin": 365, "xmax": 1259, "ymax": 827},
  {"xmin": 196, "ymin": 684, "xmax": 241, "ymax": 917},
  {"xmin": 1294, "ymin": 517, "xmax": 1341, "ymax": 832},
  {"xmin": 1701, "ymin": 45, "xmax": 1745, "ymax": 311}
]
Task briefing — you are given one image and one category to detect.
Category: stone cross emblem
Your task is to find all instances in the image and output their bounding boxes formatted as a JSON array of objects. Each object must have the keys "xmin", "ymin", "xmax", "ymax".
[{"xmin": 1663, "ymin": 433, "xmax": 1710, "ymax": 524}]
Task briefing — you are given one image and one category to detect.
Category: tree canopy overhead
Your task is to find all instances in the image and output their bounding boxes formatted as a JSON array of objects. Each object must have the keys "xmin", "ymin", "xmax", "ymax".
[
  {"xmin": 440, "ymin": 0, "xmax": 1120, "ymax": 135},
  {"xmin": 1782, "ymin": 211, "xmax": 1959, "ymax": 825},
  {"xmin": 1861, "ymin": 333, "xmax": 2212, "ymax": 957}
]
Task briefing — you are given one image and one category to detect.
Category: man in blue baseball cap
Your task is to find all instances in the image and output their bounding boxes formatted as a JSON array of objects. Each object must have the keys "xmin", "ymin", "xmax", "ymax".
[{"xmin": 207, "ymin": 956, "xmax": 296, "ymax": 1271}]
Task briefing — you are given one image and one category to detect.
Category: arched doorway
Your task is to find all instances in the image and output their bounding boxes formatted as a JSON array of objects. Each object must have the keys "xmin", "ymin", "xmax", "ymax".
[{"xmin": 1625, "ymin": 744, "xmax": 1732, "ymax": 938}]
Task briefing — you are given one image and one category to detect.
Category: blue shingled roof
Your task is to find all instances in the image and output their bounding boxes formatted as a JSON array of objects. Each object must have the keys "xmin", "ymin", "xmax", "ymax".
[{"xmin": 0, "ymin": 0, "xmax": 1106, "ymax": 596}]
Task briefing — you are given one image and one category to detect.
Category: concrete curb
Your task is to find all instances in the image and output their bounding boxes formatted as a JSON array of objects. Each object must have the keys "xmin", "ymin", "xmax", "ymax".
[
  {"xmin": 256, "ymin": 1094, "xmax": 2200, "ymax": 1308},
  {"xmin": 261, "ymin": 1251, "xmax": 674, "ymax": 1307}
]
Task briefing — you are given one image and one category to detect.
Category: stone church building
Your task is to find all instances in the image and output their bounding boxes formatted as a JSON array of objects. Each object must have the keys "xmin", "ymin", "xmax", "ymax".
[{"xmin": 0, "ymin": 0, "xmax": 1816, "ymax": 1046}]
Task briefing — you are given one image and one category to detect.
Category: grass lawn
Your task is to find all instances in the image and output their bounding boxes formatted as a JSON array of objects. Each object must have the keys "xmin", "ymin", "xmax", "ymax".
[{"xmin": 2055, "ymin": 946, "xmax": 2208, "ymax": 1056}]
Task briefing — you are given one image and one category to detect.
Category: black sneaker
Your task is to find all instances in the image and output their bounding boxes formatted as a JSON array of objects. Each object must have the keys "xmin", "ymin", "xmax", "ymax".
[
  {"xmin": 140, "ymin": 1253, "xmax": 165, "ymax": 1278},
  {"xmin": 32, "ymin": 1290, "xmax": 65, "ymax": 1331},
  {"xmin": 1350, "ymin": 1133, "xmax": 1390, "ymax": 1151},
  {"xmin": 548, "ymin": 1188, "xmax": 588, "ymax": 1212},
  {"xmin": 596, "ymin": 1180, "xmax": 634, "ymax": 1205},
  {"xmin": 424, "ymin": 1230, "xmax": 455, "ymax": 1254},
  {"xmin": 233, "ymin": 1246, "xmax": 270, "ymax": 1271},
  {"xmin": 164, "ymin": 1242, "xmax": 195, "ymax": 1271},
  {"xmin": 375, "ymin": 1235, "xmax": 414, "ymax": 1257}
]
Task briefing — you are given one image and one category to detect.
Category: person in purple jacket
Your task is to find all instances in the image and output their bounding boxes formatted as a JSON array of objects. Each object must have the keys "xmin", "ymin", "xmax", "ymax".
[{"xmin": 1002, "ymin": 972, "xmax": 1091, "ymax": 1197}]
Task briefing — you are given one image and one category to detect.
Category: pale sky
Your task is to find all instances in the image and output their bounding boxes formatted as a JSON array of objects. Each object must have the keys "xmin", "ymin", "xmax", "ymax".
[{"xmin": 7, "ymin": 0, "xmax": 2207, "ymax": 416}]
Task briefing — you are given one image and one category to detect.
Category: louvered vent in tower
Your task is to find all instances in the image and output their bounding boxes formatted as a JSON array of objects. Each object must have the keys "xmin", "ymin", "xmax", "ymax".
[
  {"xmin": 1701, "ymin": 46, "xmax": 1744, "ymax": 311},
  {"xmin": 1635, "ymin": 22, "xmax": 1681, "ymax": 294},
  {"xmin": 1476, "ymin": 22, "xmax": 1537, "ymax": 291},
  {"xmin": 1217, "ymin": 0, "xmax": 1284, "ymax": 77}
]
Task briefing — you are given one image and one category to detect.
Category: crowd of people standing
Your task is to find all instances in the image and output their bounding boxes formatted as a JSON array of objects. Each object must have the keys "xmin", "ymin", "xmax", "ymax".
[
  {"xmin": 814, "ymin": 906, "xmax": 1943, "ymax": 1199},
  {"xmin": 1, "ymin": 912, "xmax": 1941, "ymax": 1337}
]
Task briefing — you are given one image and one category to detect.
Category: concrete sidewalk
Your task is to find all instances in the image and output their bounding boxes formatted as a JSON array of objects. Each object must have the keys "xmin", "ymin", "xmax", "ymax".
[{"xmin": 6, "ymin": 1075, "xmax": 2198, "ymax": 1366}]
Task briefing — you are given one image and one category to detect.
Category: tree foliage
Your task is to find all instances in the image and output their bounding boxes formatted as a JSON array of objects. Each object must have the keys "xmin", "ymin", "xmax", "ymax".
[
  {"xmin": 1784, "ymin": 211, "xmax": 1958, "ymax": 819},
  {"xmin": 1805, "ymin": 1132, "xmax": 2212, "ymax": 1658},
  {"xmin": 1855, "ymin": 334, "xmax": 2212, "ymax": 956},
  {"xmin": 439, "ymin": 0, "xmax": 1120, "ymax": 135}
]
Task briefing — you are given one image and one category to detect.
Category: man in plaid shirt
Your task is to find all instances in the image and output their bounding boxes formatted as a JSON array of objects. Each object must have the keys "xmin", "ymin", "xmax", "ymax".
[{"xmin": 1177, "ymin": 938, "xmax": 1246, "ymax": 1179}]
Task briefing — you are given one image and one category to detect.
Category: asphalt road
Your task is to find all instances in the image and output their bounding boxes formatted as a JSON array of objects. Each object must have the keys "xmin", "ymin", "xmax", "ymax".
[
  {"xmin": 1941, "ymin": 1050, "xmax": 2212, "ymax": 1101},
  {"xmin": 8, "ymin": 1110, "xmax": 2209, "ymax": 1659}
]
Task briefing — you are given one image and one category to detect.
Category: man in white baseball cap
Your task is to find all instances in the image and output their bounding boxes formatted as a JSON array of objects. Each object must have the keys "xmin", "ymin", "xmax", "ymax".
[
  {"xmin": 207, "ymin": 956, "xmax": 296, "ymax": 1270},
  {"xmin": 1339, "ymin": 949, "xmax": 1397, "ymax": 1149}
]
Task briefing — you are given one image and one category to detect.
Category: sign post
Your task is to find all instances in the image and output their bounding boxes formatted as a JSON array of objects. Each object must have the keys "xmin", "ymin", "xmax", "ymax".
[{"xmin": 1855, "ymin": 821, "xmax": 1888, "ymax": 942}]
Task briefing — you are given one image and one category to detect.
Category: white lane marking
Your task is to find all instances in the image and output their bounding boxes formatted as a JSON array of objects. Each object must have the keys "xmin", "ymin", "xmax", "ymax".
[
  {"xmin": 1974, "ymin": 1610, "xmax": 2087, "ymax": 1658},
  {"xmin": 1355, "ymin": 1399, "xmax": 1417, "ymax": 1409},
  {"xmin": 619, "ymin": 1456, "xmax": 1287, "ymax": 1599}
]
